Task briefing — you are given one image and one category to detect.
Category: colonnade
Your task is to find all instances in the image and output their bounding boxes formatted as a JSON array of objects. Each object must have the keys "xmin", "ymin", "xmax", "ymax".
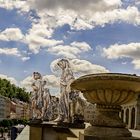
[
  {"xmin": 121, "ymin": 98, "xmax": 140, "ymax": 130},
  {"xmin": 121, "ymin": 106, "xmax": 137, "ymax": 129}
]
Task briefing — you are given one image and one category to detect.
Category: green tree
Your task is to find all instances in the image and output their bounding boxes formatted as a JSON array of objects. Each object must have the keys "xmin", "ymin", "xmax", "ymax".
[
  {"xmin": 0, "ymin": 78, "xmax": 30, "ymax": 102},
  {"xmin": 0, "ymin": 127, "xmax": 4, "ymax": 138}
]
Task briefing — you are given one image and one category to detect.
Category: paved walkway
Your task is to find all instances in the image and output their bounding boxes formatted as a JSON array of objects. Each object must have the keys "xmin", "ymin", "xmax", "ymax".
[
  {"xmin": 130, "ymin": 129, "xmax": 140, "ymax": 138},
  {"xmin": 16, "ymin": 125, "xmax": 29, "ymax": 140}
]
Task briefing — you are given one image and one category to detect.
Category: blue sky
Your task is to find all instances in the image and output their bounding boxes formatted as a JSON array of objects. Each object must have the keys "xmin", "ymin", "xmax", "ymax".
[{"xmin": 0, "ymin": 0, "xmax": 140, "ymax": 94}]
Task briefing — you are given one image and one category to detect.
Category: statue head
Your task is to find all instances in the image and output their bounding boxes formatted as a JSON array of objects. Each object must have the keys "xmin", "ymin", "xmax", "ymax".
[
  {"xmin": 33, "ymin": 72, "xmax": 42, "ymax": 80},
  {"xmin": 57, "ymin": 59, "xmax": 70, "ymax": 70}
]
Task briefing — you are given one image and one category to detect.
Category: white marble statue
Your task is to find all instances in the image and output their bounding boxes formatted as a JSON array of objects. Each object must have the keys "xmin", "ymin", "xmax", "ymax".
[
  {"xmin": 42, "ymin": 80, "xmax": 51, "ymax": 120},
  {"xmin": 54, "ymin": 59, "xmax": 80, "ymax": 123},
  {"xmin": 31, "ymin": 72, "xmax": 51, "ymax": 120}
]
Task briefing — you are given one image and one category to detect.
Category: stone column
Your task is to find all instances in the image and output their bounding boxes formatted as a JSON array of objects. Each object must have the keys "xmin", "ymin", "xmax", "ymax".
[
  {"xmin": 123, "ymin": 108, "xmax": 126, "ymax": 124},
  {"xmin": 136, "ymin": 100, "xmax": 140, "ymax": 129},
  {"xmin": 129, "ymin": 108, "xmax": 132, "ymax": 129},
  {"xmin": 135, "ymin": 106, "xmax": 137, "ymax": 129}
]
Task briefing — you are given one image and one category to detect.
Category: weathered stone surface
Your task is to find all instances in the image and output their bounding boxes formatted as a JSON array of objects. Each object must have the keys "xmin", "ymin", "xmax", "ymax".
[
  {"xmin": 57, "ymin": 121, "xmax": 85, "ymax": 129},
  {"xmin": 30, "ymin": 126, "xmax": 42, "ymax": 140},
  {"xmin": 84, "ymin": 126, "xmax": 132, "ymax": 137},
  {"xmin": 80, "ymin": 132, "xmax": 140, "ymax": 140},
  {"xmin": 90, "ymin": 105, "xmax": 125, "ymax": 127},
  {"xmin": 71, "ymin": 73, "xmax": 140, "ymax": 140},
  {"xmin": 29, "ymin": 121, "xmax": 78, "ymax": 140}
]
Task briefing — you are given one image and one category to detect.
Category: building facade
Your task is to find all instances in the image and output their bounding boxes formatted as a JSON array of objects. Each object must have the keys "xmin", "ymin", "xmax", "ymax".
[
  {"xmin": 0, "ymin": 95, "xmax": 10, "ymax": 120},
  {"xmin": 10, "ymin": 99, "xmax": 30, "ymax": 119},
  {"xmin": 14, "ymin": 100, "xmax": 30, "ymax": 119},
  {"xmin": 10, "ymin": 101, "xmax": 16, "ymax": 119},
  {"xmin": 121, "ymin": 95, "xmax": 140, "ymax": 130},
  {"xmin": 0, "ymin": 96, "xmax": 30, "ymax": 120},
  {"xmin": 22, "ymin": 102, "xmax": 30, "ymax": 119}
]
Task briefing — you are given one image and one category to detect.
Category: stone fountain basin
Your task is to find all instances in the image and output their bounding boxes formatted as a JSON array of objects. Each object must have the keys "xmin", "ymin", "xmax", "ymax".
[{"xmin": 71, "ymin": 73, "xmax": 140, "ymax": 105}]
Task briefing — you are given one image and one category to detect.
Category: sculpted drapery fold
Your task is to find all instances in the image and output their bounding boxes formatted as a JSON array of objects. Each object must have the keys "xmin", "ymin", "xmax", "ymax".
[{"xmin": 31, "ymin": 72, "xmax": 51, "ymax": 120}]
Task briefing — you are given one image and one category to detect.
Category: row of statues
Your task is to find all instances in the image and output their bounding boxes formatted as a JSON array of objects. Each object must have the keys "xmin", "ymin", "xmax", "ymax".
[{"xmin": 31, "ymin": 59, "xmax": 85, "ymax": 123}]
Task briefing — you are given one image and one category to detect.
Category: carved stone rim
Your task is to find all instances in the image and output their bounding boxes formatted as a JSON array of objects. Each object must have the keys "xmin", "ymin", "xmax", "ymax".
[
  {"xmin": 76, "ymin": 73, "xmax": 140, "ymax": 81},
  {"xmin": 71, "ymin": 73, "xmax": 140, "ymax": 85}
]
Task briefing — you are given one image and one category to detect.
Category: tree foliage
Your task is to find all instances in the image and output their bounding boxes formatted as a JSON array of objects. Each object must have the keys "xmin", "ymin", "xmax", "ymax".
[
  {"xmin": 0, "ymin": 119, "xmax": 28, "ymax": 128},
  {"xmin": 0, "ymin": 78, "xmax": 30, "ymax": 102}
]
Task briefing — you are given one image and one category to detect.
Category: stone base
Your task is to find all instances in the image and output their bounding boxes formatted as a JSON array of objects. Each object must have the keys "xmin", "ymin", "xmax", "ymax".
[
  {"xmin": 29, "ymin": 121, "xmax": 78, "ymax": 140},
  {"xmin": 80, "ymin": 125, "xmax": 140, "ymax": 140},
  {"xmin": 57, "ymin": 122, "xmax": 85, "ymax": 129},
  {"xmin": 84, "ymin": 126, "xmax": 132, "ymax": 137},
  {"xmin": 79, "ymin": 133, "xmax": 140, "ymax": 140},
  {"xmin": 30, "ymin": 125, "xmax": 42, "ymax": 140}
]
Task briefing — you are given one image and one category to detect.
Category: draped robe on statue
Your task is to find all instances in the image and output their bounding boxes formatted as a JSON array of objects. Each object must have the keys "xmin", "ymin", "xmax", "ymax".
[
  {"xmin": 31, "ymin": 72, "xmax": 51, "ymax": 120},
  {"xmin": 55, "ymin": 59, "xmax": 75, "ymax": 122}
]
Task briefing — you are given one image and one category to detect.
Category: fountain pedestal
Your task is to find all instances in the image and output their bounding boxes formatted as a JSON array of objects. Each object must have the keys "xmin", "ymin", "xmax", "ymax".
[
  {"xmin": 82, "ymin": 104, "xmax": 138, "ymax": 140},
  {"xmin": 71, "ymin": 73, "xmax": 140, "ymax": 140}
]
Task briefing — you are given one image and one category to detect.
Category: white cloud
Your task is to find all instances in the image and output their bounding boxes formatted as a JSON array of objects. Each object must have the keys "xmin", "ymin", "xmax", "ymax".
[
  {"xmin": 0, "ymin": 0, "xmax": 140, "ymax": 31},
  {"xmin": 0, "ymin": 0, "xmax": 30, "ymax": 12},
  {"xmin": 24, "ymin": 19, "xmax": 63, "ymax": 53},
  {"xmin": 1, "ymin": 1, "xmax": 140, "ymax": 59},
  {"xmin": 28, "ymin": 5, "xmax": 140, "ymax": 34},
  {"xmin": 51, "ymin": 58, "xmax": 109, "ymax": 76},
  {"xmin": 43, "ymin": 75, "xmax": 59, "ymax": 87},
  {"xmin": 23, "ymin": 70, "xmax": 28, "ymax": 73},
  {"xmin": 25, "ymin": 34, "xmax": 63, "ymax": 53},
  {"xmin": 0, "ymin": 74, "xmax": 17, "ymax": 85},
  {"xmin": 0, "ymin": 48, "xmax": 21, "ymax": 57},
  {"xmin": 28, "ymin": 21, "xmax": 54, "ymax": 38},
  {"xmin": 103, "ymin": 43, "xmax": 140, "ymax": 59},
  {"xmin": 0, "ymin": 25, "xmax": 62, "ymax": 54},
  {"xmin": 71, "ymin": 59, "xmax": 109, "ymax": 75},
  {"xmin": 0, "ymin": 28, "xmax": 24, "ymax": 41},
  {"xmin": 21, "ymin": 56, "xmax": 30, "ymax": 62},
  {"xmin": 135, "ymin": 0, "xmax": 140, "ymax": 5},
  {"xmin": 28, "ymin": 0, "xmax": 122, "ymax": 13},
  {"xmin": 132, "ymin": 60, "xmax": 140, "ymax": 69},
  {"xmin": 27, "ymin": 0, "xmax": 140, "ymax": 31},
  {"xmin": 71, "ymin": 42, "xmax": 91, "ymax": 52},
  {"xmin": 103, "ymin": 42, "xmax": 140, "ymax": 70},
  {"xmin": 0, "ymin": 1, "xmax": 139, "ymax": 57},
  {"xmin": 0, "ymin": 25, "xmax": 62, "ymax": 55},
  {"xmin": 20, "ymin": 76, "xmax": 33, "ymax": 91},
  {"xmin": 48, "ymin": 41, "xmax": 91, "ymax": 58},
  {"xmin": 48, "ymin": 45, "xmax": 81, "ymax": 59},
  {"xmin": 72, "ymin": 18, "xmax": 93, "ymax": 30},
  {"xmin": 0, "ymin": 47, "xmax": 30, "ymax": 62},
  {"xmin": 91, "ymin": 6, "xmax": 140, "ymax": 26}
]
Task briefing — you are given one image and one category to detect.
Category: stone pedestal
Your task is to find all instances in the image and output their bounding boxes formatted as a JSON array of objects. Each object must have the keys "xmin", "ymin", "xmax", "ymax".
[
  {"xmin": 29, "ymin": 121, "xmax": 77, "ymax": 140},
  {"xmin": 30, "ymin": 125, "xmax": 42, "ymax": 140},
  {"xmin": 79, "ymin": 104, "xmax": 140, "ymax": 140},
  {"xmin": 79, "ymin": 132, "xmax": 140, "ymax": 140}
]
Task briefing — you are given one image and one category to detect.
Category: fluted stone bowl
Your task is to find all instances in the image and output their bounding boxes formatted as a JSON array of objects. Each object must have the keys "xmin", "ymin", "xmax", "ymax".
[{"xmin": 71, "ymin": 73, "xmax": 140, "ymax": 105}]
